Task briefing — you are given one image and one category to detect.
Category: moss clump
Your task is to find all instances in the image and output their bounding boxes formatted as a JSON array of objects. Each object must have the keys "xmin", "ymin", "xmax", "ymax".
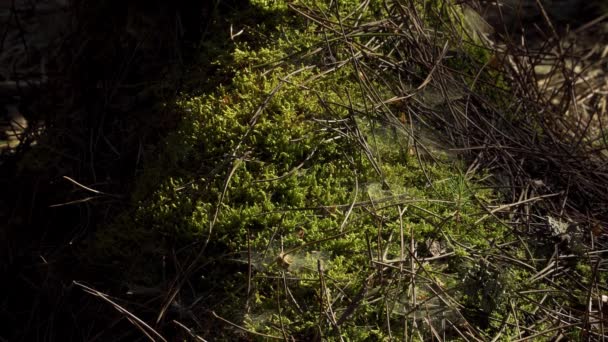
[{"xmin": 91, "ymin": 0, "xmax": 528, "ymax": 339}]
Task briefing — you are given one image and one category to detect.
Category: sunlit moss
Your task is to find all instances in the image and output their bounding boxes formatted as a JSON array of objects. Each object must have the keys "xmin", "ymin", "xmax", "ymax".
[{"xmin": 90, "ymin": 0, "xmax": 528, "ymax": 339}]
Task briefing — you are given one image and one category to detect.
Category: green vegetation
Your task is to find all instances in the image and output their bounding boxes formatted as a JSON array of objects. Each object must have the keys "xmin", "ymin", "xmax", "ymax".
[
  {"xmin": 87, "ymin": 0, "xmax": 542, "ymax": 339},
  {"xmin": 4, "ymin": 0, "xmax": 607, "ymax": 341},
  {"xmin": 76, "ymin": 0, "xmax": 606, "ymax": 340}
]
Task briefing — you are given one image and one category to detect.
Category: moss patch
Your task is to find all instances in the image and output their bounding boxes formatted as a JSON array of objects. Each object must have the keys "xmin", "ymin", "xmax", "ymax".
[{"xmin": 91, "ymin": 0, "xmax": 530, "ymax": 339}]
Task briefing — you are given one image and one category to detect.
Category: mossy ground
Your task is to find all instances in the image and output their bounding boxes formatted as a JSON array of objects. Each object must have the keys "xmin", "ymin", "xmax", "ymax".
[{"xmin": 88, "ymin": 1, "xmax": 575, "ymax": 340}]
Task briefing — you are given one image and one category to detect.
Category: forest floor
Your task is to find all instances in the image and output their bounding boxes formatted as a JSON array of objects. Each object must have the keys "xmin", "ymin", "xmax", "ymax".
[{"xmin": 1, "ymin": 1, "xmax": 608, "ymax": 341}]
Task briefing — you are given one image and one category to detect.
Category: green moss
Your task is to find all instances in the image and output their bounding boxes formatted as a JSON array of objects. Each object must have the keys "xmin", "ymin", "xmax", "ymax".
[{"xmin": 90, "ymin": 0, "xmax": 531, "ymax": 339}]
